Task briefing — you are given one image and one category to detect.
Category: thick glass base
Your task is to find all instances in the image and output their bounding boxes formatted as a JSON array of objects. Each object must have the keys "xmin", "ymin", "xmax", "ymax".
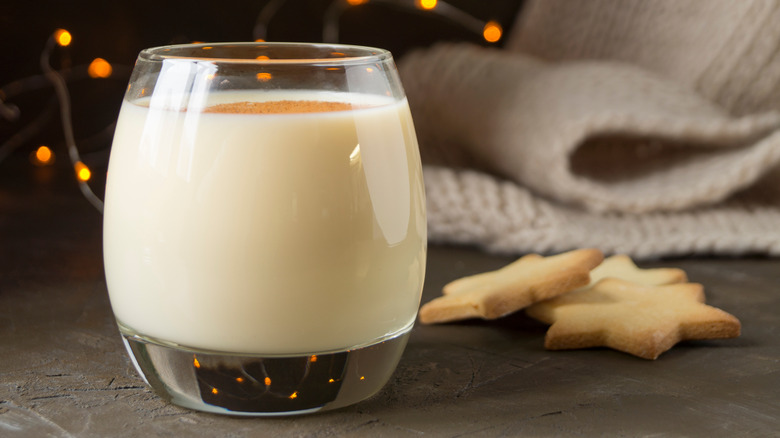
[{"xmin": 119, "ymin": 325, "xmax": 410, "ymax": 416}]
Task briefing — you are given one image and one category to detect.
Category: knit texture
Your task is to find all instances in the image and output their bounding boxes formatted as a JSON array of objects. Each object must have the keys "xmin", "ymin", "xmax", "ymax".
[
  {"xmin": 509, "ymin": 0, "xmax": 780, "ymax": 117},
  {"xmin": 398, "ymin": 1, "xmax": 780, "ymax": 258}
]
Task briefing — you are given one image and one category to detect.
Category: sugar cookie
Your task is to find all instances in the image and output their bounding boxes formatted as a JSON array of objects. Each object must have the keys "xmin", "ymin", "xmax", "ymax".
[
  {"xmin": 419, "ymin": 249, "xmax": 604, "ymax": 324},
  {"xmin": 527, "ymin": 278, "xmax": 741, "ymax": 359}
]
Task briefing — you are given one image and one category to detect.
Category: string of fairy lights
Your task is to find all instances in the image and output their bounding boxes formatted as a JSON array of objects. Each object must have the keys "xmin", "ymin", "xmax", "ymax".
[
  {"xmin": 0, "ymin": 28, "xmax": 113, "ymax": 212},
  {"xmin": 318, "ymin": 0, "xmax": 503, "ymax": 44},
  {"xmin": 0, "ymin": 0, "xmax": 504, "ymax": 212}
]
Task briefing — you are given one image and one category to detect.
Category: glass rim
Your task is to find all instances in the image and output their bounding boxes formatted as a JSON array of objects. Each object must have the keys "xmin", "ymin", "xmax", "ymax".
[{"xmin": 138, "ymin": 42, "xmax": 393, "ymax": 65}]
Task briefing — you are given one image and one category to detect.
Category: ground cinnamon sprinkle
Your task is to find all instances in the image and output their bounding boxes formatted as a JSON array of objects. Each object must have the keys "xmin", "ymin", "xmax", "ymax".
[{"xmin": 204, "ymin": 100, "xmax": 354, "ymax": 114}]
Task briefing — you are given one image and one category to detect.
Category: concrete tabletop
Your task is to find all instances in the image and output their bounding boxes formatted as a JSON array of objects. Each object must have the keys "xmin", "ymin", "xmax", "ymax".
[{"xmin": 2, "ymin": 156, "xmax": 779, "ymax": 437}]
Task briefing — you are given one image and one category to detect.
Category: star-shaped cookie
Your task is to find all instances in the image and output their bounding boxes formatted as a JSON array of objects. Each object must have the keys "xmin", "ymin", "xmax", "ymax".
[
  {"xmin": 418, "ymin": 249, "xmax": 604, "ymax": 324},
  {"xmin": 526, "ymin": 278, "xmax": 741, "ymax": 359}
]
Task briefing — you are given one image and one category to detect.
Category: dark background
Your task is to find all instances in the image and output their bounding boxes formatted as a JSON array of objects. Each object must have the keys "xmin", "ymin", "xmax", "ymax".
[
  {"xmin": 0, "ymin": 0, "xmax": 523, "ymax": 167},
  {"xmin": 0, "ymin": 0, "xmax": 522, "ymax": 203}
]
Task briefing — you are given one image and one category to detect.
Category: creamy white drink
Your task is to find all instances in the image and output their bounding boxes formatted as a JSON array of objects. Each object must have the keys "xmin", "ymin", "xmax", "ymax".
[{"xmin": 103, "ymin": 91, "xmax": 426, "ymax": 355}]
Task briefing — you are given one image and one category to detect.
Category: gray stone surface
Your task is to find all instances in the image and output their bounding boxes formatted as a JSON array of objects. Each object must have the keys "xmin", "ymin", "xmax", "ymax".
[{"xmin": 2, "ymin": 157, "xmax": 779, "ymax": 437}]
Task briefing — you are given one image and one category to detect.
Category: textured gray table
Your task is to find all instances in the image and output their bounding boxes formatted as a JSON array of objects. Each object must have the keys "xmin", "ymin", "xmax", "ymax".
[{"xmin": 2, "ymin": 156, "xmax": 779, "ymax": 437}]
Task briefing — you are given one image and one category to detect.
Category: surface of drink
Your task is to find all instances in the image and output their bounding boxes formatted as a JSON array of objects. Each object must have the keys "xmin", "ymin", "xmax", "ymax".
[{"xmin": 103, "ymin": 90, "xmax": 426, "ymax": 355}]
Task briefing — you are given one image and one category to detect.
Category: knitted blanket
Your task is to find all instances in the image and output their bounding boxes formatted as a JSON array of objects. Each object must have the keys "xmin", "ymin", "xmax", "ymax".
[{"xmin": 398, "ymin": 0, "xmax": 780, "ymax": 258}]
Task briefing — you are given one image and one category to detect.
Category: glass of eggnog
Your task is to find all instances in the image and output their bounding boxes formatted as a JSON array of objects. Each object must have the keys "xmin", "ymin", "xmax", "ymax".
[{"xmin": 103, "ymin": 42, "xmax": 426, "ymax": 416}]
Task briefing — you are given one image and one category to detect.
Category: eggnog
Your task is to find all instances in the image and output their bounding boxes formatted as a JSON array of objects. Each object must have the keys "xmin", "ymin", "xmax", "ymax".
[{"xmin": 103, "ymin": 91, "xmax": 426, "ymax": 355}]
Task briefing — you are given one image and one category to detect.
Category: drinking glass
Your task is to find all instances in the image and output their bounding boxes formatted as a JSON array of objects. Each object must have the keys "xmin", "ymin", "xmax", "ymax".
[{"xmin": 103, "ymin": 42, "xmax": 426, "ymax": 416}]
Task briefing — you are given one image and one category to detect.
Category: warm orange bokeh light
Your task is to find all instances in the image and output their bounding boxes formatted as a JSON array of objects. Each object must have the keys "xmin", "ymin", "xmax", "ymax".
[
  {"xmin": 347, "ymin": 0, "xmax": 368, "ymax": 5},
  {"xmin": 310, "ymin": 355, "xmax": 318, "ymax": 362},
  {"xmin": 255, "ymin": 38, "xmax": 266, "ymax": 42},
  {"xmin": 417, "ymin": 0, "xmax": 437, "ymax": 10},
  {"xmin": 289, "ymin": 391, "xmax": 298, "ymax": 399},
  {"xmin": 55, "ymin": 29, "xmax": 72, "ymax": 46},
  {"xmin": 256, "ymin": 55, "xmax": 270, "ymax": 60},
  {"xmin": 88, "ymin": 58, "xmax": 112, "ymax": 78},
  {"xmin": 75, "ymin": 161, "xmax": 91, "ymax": 182},
  {"xmin": 193, "ymin": 356, "xmax": 201, "ymax": 368},
  {"xmin": 211, "ymin": 388, "xmax": 219, "ymax": 395},
  {"xmin": 256, "ymin": 72, "xmax": 272, "ymax": 81},
  {"xmin": 264, "ymin": 377, "xmax": 272, "ymax": 386},
  {"xmin": 34, "ymin": 146, "xmax": 54, "ymax": 165},
  {"xmin": 235, "ymin": 377, "xmax": 244, "ymax": 383},
  {"xmin": 483, "ymin": 21, "xmax": 503, "ymax": 43}
]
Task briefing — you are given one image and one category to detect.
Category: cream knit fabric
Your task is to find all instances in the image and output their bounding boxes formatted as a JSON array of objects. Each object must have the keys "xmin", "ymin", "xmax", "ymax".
[
  {"xmin": 509, "ymin": 0, "xmax": 780, "ymax": 117},
  {"xmin": 399, "ymin": 0, "xmax": 780, "ymax": 258}
]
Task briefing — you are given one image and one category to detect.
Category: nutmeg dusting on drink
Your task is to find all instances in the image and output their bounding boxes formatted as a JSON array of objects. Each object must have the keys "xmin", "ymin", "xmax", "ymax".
[{"xmin": 204, "ymin": 100, "xmax": 355, "ymax": 114}]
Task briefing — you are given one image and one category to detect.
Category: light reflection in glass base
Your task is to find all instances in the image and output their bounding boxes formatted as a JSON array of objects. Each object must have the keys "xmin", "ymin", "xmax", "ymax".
[{"xmin": 120, "ymin": 326, "xmax": 410, "ymax": 416}]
